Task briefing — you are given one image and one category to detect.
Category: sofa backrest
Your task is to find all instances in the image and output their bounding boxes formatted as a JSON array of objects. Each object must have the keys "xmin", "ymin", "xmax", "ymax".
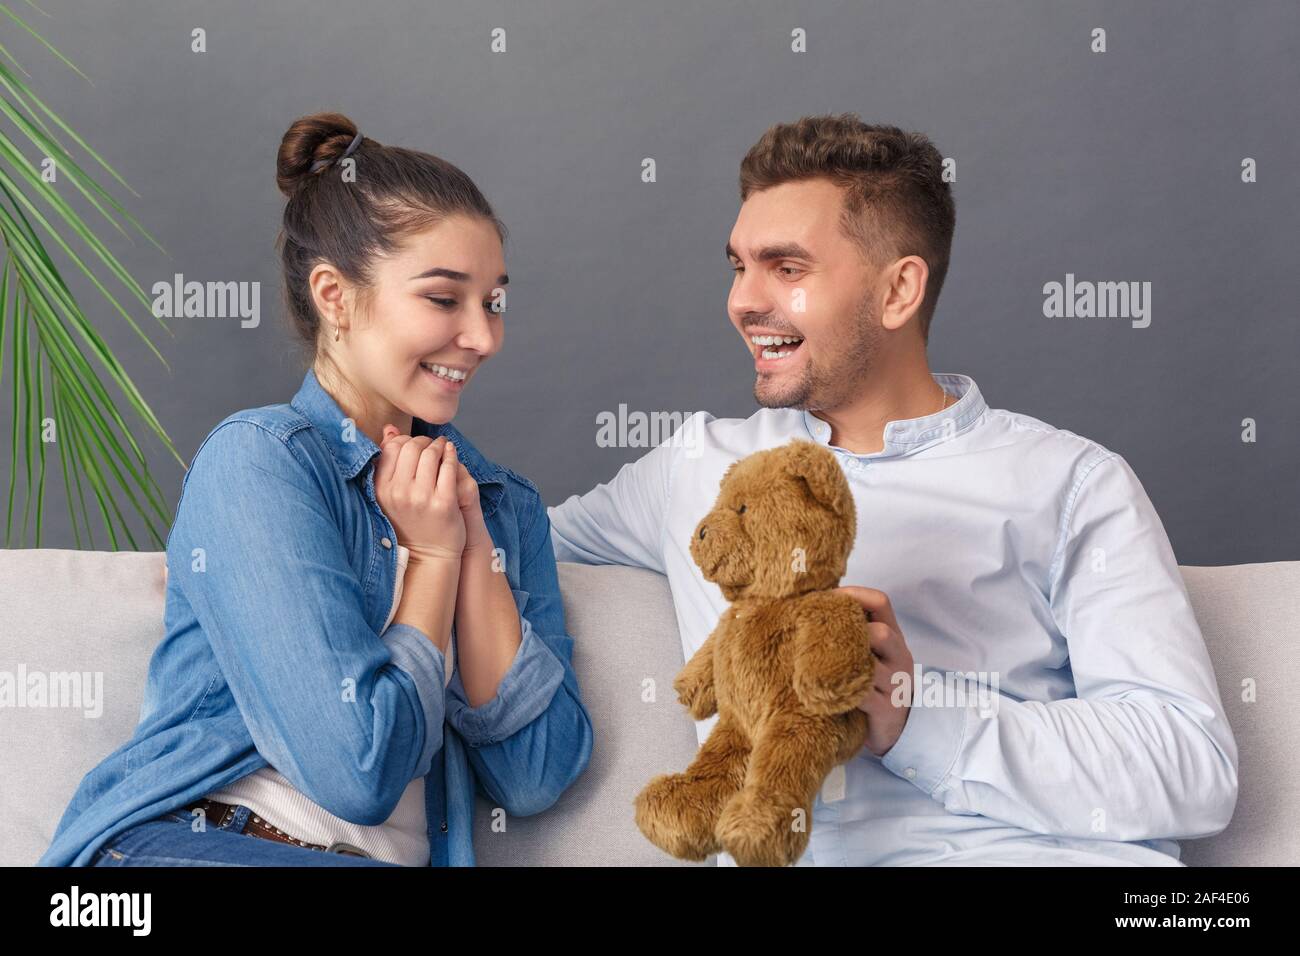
[
  {"xmin": 1, "ymin": 549, "xmax": 1295, "ymax": 866},
  {"xmin": 2, "ymin": 548, "xmax": 164, "ymax": 867},
  {"xmin": 0, "ymin": 549, "xmax": 707, "ymax": 866},
  {"xmin": 472, "ymin": 562, "xmax": 708, "ymax": 865},
  {"xmin": 1176, "ymin": 562, "xmax": 1299, "ymax": 866}
]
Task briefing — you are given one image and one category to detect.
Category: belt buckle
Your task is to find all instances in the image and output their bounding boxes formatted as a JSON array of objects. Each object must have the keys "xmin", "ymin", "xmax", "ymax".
[{"xmin": 325, "ymin": 841, "xmax": 370, "ymax": 858}]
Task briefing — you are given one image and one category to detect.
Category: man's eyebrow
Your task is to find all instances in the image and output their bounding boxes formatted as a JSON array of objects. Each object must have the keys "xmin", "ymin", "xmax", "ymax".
[
  {"xmin": 409, "ymin": 266, "xmax": 509, "ymax": 285},
  {"xmin": 725, "ymin": 242, "xmax": 815, "ymax": 263}
]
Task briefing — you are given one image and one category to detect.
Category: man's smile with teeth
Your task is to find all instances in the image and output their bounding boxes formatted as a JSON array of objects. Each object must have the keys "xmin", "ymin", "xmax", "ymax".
[
  {"xmin": 749, "ymin": 334, "xmax": 804, "ymax": 360},
  {"xmin": 420, "ymin": 361, "xmax": 468, "ymax": 382}
]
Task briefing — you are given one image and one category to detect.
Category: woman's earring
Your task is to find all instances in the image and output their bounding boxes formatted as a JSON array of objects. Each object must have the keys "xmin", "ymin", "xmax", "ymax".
[{"xmin": 334, "ymin": 322, "xmax": 341, "ymax": 341}]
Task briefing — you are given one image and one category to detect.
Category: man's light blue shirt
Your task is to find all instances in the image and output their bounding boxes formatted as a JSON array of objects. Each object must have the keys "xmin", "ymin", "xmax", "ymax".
[{"xmin": 548, "ymin": 372, "xmax": 1238, "ymax": 866}]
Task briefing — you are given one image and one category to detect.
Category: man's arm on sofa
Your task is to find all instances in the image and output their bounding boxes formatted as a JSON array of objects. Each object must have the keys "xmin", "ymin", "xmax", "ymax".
[
  {"xmin": 880, "ymin": 453, "xmax": 1239, "ymax": 842},
  {"xmin": 546, "ymin": 412, "xmax": 702, "ymax": 572}
]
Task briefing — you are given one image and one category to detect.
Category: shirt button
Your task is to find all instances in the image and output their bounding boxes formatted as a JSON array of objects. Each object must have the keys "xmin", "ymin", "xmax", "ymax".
[
  {"xmin": 380, "ymin": 537, "xmax": 392, "ymax": 549},
  {"xmin": 440, "ymin": 820, "xmax": 448, "ymax": 833},
  {"xmin": 903, "ymin": 767, "xmax": 917, "ymax": 779}
]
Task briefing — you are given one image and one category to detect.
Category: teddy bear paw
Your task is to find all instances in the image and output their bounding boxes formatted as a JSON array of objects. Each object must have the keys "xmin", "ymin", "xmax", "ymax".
[
  {"xmin": 634, "ymin": 773, "xmax": 722, "ymax": 861},
  {"xmin": 716, "ymin": 788, "xmax": 810, "ymax": 867}
]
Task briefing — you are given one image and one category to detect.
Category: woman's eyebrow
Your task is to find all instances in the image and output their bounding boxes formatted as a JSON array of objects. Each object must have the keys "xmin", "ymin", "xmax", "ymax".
[{"xmin": 409, "ymin": 266, "xmax": 509, "ymax": 284}]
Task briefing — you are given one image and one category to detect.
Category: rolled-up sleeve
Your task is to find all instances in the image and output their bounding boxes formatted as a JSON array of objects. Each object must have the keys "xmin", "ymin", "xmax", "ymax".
[
  {"xmin": 444, "ymin": 588, "xmax": 566, "ymax": 747},
  {"xmin": 448, "ymin": 490, "xmax": 594, "ymax": 817},
  {"xmin": 381, "ymin": 623, "xmax": 449, "ymax": 771},
  {"xmin": 168, "ymin": 420, "xmax": 446, "ymax": 825}
]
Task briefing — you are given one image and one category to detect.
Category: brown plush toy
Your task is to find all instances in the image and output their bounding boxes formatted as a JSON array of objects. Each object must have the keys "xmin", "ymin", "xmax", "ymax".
[{"xmin": 634, "ymin": 439, "xmax": 873, "ymax": 867}]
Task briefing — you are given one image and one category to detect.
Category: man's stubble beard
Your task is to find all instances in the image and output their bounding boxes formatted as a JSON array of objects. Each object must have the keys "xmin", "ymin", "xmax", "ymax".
[{"xmin": 753, "ymin": 288, "xmax": 883, "ymax": 412}]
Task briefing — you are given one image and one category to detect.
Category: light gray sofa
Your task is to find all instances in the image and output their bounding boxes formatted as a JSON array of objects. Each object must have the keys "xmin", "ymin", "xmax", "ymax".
[{"xmin": 1, "ymin": 549, "xmax": 1295, "ymax": 866}]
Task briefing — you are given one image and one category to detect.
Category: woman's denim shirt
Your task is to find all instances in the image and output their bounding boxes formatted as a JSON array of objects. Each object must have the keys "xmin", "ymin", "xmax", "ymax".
[{"xmin": 39, "ymin": 367, "xmax": 594, "ymax": 866}]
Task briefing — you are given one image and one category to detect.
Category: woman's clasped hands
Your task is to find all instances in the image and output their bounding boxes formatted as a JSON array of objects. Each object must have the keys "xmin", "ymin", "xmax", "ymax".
[{"xmin": 374, "ymin": 424, "xmax": 491, "ymax": 563}]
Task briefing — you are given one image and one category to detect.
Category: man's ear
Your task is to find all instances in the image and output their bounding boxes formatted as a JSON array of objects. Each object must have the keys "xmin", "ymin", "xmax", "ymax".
[{"xmin": 781, "ymin": 440, "xmax": 854, "ymax": 518}]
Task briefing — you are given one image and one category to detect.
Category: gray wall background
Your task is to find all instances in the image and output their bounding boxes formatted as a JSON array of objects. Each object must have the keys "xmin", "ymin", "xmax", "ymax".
[{"xmin": 0, "ymin": 0, "xmax": 1295, "ymax": 566}]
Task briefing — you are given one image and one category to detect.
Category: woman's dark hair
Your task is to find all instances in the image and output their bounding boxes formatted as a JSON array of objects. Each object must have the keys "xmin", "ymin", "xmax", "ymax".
[{"xmin": 275, "ymin": 111, "xmax": 507, "ymax": 362}]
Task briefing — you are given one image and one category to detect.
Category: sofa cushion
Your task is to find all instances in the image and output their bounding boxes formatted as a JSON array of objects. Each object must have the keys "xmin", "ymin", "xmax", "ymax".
[
  {"xmin": 1175, "ymin": 561, "xmax": 1300, "ymax": 866},
  {"xmin": 0, "ymin": 548, "xmax": 164, "ymax": 867},
  {"xmin": 471, "ymin": 562, "xmax": 710, "ymax": 865},
  {"xmin": 2, "ymin": 548, "xmax": 1295, "ymax": 866},
  {"xmin": 0, "ymin": 550, "xmax": 708, "ymax": 866}
]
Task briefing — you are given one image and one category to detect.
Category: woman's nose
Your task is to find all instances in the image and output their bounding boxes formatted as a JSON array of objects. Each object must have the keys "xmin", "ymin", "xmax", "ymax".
[{"xmin": 457, "ymin": 308, "xmax": 496, "ymax": 354}]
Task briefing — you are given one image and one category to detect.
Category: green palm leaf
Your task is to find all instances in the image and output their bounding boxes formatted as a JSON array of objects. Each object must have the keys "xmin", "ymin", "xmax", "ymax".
[{"xmin": 0, "ymin": 3, "xmax": 179, "ymax": 549}]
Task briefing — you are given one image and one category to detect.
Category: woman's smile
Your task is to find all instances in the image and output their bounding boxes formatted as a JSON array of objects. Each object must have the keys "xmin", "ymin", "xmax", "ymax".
[{"xmin": 419, "ymin": 360, "xmax": 471, "ymax": 391}]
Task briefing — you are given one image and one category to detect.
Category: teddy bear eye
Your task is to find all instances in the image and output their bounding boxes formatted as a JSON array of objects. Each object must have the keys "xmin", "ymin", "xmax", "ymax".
[{"xmin": 736, "ymin": 504, "xmax": 747, "ymax": 514}]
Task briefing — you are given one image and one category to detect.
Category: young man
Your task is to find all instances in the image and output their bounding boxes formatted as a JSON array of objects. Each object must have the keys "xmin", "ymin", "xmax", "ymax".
[{"xmin": 547, "ymin": 114, "xmax": 1237, "ymax": 866}]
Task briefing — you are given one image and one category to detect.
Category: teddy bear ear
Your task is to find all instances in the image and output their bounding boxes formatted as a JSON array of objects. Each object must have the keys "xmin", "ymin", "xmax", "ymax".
[{"xmin": 782, "ymin": 440, "xmax": 853, "ymax": 518}]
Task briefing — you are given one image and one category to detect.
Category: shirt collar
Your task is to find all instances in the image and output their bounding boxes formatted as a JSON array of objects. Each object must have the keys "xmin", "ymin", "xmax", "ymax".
[
  {"xmin": 289, "ymin": 367, "xmax": 509, "ymax": 504},
  {"xmin": 800, "ymin": 372, "xmax": 987, "ymax": 458}
]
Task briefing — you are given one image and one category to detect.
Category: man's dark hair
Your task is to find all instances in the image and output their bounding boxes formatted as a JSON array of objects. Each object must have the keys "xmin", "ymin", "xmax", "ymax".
[{"xmin": 739, "ymin": 114, "xmax": 955, "ymax": 343}]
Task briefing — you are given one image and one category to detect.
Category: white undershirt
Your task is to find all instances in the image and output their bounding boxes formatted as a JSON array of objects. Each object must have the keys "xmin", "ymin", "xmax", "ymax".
[{"xmin": 206, "ymin": 543, "xmax": 449, "ymax": 865}]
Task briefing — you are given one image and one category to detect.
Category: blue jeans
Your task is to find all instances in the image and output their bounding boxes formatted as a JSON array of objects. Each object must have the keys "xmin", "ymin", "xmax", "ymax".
[{"xmin": 89, "ymin": 805, "xmax": 402, "ymax": 867}]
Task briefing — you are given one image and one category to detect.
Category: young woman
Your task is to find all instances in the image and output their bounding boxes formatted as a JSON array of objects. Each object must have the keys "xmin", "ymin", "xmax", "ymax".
[{"xmin": 39, "ymin": 112, "xmax": 594, "ymax": 867}]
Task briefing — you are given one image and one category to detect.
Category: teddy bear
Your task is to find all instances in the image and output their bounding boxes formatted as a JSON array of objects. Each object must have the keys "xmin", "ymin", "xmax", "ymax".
[{"xmin": 634, "ymin": 438, "xmax": 873, "ymax": 867}]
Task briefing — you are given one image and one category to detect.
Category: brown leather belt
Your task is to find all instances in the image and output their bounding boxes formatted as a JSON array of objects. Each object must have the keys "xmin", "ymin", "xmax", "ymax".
[{"xmin": 180, "ymin": 798, "xmax": 371, "ymax": 857}]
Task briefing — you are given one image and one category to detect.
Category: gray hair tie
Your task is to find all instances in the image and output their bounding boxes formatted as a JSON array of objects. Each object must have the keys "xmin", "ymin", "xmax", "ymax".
[{"xmin": 309, "ymin": 131, "xmax": 363, "ymax": 173}]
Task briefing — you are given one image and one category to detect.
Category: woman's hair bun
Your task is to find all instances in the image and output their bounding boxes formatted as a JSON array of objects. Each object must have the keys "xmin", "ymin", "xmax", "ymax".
[
  {"xmin": 276, "ymin": 111, "xmax": 366, "ymax": 197},
  {"xmin": 275, "ymin": 110, "xmax": 504, "ymax": 360}
]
